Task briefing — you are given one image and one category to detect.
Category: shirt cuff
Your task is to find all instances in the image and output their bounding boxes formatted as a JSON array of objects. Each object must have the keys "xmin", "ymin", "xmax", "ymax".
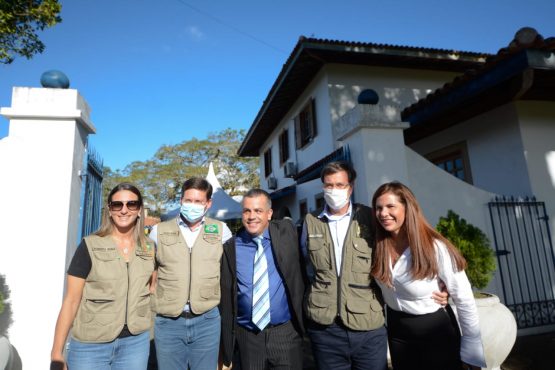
[{"xmin": 460, "ymin": 336, "xmax": 487, "ymax": 368}]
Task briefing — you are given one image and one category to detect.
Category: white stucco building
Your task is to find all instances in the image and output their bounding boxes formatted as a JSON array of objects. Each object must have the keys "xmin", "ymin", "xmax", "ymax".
[{"xmin": 239, "ymin": 28, "xmax": 555, "ymax": 335}]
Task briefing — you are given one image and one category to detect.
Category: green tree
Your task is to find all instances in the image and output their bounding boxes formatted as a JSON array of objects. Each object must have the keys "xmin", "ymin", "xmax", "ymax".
[
  {"xmin": 0, "ymin": 0, "xmax": 62, "ymax": 64},
  {"xmin": 102, "ymin": 128, "xmax": 259, "ymax": 215},
  {"xmin": 436, "ymin": 210, "xmax": 497, "ymax": 290}
]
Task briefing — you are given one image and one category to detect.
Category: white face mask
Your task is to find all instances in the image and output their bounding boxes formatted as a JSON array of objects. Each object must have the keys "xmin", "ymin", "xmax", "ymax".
[
  {"xmin": 323, "ymin": 188, "xmax": 350, "ymax": 211},
  {"xmin": 180, "ymin": 202, "xmax": 206, "ymax": 223}
]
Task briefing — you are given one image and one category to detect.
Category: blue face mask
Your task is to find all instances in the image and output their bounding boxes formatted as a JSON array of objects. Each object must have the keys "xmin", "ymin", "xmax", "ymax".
[{"xmin": 180, "ymin": 202, "xmax": 206, "ymax": 223}]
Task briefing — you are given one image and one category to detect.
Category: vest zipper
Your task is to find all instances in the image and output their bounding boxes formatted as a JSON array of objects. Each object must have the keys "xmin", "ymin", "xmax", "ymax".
[
  {"xmin": 125, "ymin": 261, "xmax": 130, "ymax": 330},
  {"xmin": 187, "ymin": 245, "xmax": 192, "ymax": 311},
  {"xmin": 325, "ymin": 221, "xmax": 343, "ymax": 319}
]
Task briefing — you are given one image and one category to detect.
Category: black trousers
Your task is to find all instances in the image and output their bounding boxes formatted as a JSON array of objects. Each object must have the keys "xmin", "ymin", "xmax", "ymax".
[
  {"xmin": 307, "ymin": 319, "xmax": 388, "ymax": 370},
  {"xmin": 387, "ymin": 306, "xmax": 462, "ymax": 370},
  {"xmin": 235, "ymin": 321, "xmax": 303, "ymax": 370}
]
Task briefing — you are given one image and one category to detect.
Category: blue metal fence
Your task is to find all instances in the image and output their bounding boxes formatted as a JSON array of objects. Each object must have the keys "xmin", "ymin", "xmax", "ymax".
[{"xmin": 78, "ymin": 147, "xmax": 104, "ymax": 241}]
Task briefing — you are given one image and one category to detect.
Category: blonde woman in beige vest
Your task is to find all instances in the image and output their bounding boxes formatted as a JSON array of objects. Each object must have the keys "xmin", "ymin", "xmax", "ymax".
[{"xmin": 50, "ymin": 183, "xmax": 155, "ymax": 370}]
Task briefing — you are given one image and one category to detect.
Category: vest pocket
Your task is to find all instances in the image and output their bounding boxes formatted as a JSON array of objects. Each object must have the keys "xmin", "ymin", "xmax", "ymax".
[
  {"xmin": 308, "ymin": 240, "xmax": 332, "ymax": 270},
  {"xmin": 156, "ymin": 276, "xmax": 181, "ymax": 301},
  {"xmin": 84, "ymin": 282, "xmax": 117, "ymax": 304},
  {"xmin": 82, "ymin": 298, "xmax": 116, "ymax": 321},
  {"xmin": 136, "ymin": 292, "xmax": 151, "ymax": 316},
  {"xmin": 199, "ymin": 283, "xmax": 219, "ymax": 299},
  {"xmin": 199, "ymin": 274, "xmax": 220, "ymax": 299},
  {"xmin": 369, "ymin": 299, "xmax": 383, "ymax": 312},
  {"xmin": 79, "ymin": 310, "xmax": 117, "ymax": 326},
  {"xmin": 160, "ymin": 232, "xmax": 179, "ymax": 246},
  {"xmin": 308, "ymin": 291, "xmax": 331, "ymax": 309},
  {"xmin": 91, "ymin": 250, "xmax": 121, "ymax": 280},
  {"xmin": 346, "ymin": 298, "xmax": 371, "ymax": 314},
  {"xmin": 202, "ymin": 233, "xmax": 222, "ymax": 244},
  {"xmin": 352, "ymin": 237, "xmax": 371, "ymax": 253},
  {"xmin": 344, "ymin": 297, "xmax": 384, "ymax": 330},
  {"xmin": 351, "ymin": 254, "xmax": 371, "ymax": 273},
  {"xmin": 132, "ymin": 301, "xmax": 152, "ymax": 333}
]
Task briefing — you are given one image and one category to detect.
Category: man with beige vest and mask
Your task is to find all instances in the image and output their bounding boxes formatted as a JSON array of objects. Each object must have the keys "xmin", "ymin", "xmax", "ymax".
[{"xmin": 149, "ymin": 177, "xmax": 232, "ymax": 370}]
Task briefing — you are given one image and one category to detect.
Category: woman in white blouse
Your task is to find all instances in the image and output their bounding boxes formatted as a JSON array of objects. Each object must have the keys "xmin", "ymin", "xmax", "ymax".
[{"xmin": 371, "ymin": 182, "xmax": 486, "ymax": 370}]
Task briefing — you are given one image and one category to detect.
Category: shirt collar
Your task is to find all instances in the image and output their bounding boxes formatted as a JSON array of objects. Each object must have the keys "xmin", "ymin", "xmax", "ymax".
[
  {"xmin": 177, "ymin": 215, "xmax": 206, "ymax": 230},
  {"xmin": 241, "ymin": 227, "xmax": 270, "ymax": 242},
  {"xmin": 318, "ymin": 202, "xmax": 353, "ymax": 221}
]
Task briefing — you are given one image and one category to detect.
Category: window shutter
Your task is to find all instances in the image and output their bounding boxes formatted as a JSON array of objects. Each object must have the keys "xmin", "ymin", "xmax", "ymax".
[
  {"xmin": 310, "ymin": 98, "xmax": 317, "ymax": 139},
  {"xmin": 294, "ymin": 116, "xmax": 302, "ymax": 149}
]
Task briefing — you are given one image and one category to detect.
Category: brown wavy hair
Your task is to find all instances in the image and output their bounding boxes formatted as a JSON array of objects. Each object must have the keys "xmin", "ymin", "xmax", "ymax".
[
  {"xmin": 371, "ymin": 181, "xmax": 466, "ymax": 287},
  {"xmin": 94, "ymin": 182, "xmax": 149, "ymax": 251}
]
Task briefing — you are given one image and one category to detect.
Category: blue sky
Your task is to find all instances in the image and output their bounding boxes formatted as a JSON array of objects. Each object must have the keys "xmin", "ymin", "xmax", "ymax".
[{"xmin": 1, "ymin": 0, "xmax": 554, "ymax": 171}]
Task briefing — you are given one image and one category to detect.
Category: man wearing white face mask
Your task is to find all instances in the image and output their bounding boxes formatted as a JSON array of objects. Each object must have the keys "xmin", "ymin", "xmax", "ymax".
[
  {"xmin": 149, "ymin": 177, "xmax": 232, "ymax": 370},
  {"xmin": 300, "ymin": 161, "xmax": 388, "ymax": 370}
]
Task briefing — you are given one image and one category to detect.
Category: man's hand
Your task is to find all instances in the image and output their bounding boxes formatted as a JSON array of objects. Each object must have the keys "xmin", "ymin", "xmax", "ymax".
[
  {"xmin": 432, "ymin": 280, "xmax": 449, "ymax": 306},
  {"xmin": 221, "ymin": 362, "xmax": 232, "ymax": 370}
]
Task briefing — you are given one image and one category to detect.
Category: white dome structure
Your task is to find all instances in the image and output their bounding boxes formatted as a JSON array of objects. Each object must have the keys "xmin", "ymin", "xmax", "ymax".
[{"xmin": 205, "ymin": 162, "xmax": 242, "ymax": 220}]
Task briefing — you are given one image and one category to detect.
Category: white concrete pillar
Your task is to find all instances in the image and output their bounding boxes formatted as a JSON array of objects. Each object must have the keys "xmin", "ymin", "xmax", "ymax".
[
  {"xmin": 335, "ymin": 104, "xmax": 410, "ymax": 206},
  {"xmin": 0, "ymin": 87, "xmax": 95, "ymax": 369}
]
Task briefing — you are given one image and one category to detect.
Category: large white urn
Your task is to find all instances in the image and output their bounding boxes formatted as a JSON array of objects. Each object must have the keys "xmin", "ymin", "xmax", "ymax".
[
  {"xmin": 451, "ymin": 293, "xmax": 517, "ymax": 369},
  {"xmin": 475, "ymin": 294, "xmax": 517, "ymax": 370}
]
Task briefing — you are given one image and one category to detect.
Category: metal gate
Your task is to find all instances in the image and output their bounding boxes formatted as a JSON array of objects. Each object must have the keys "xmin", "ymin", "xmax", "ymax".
[
  {"xmin": 78, "ymin": 147, "xmax": 104, "ymax": 241},
  {"xmin": 488, "ymin": 196, "xmax": 555, "ymax": 329}
]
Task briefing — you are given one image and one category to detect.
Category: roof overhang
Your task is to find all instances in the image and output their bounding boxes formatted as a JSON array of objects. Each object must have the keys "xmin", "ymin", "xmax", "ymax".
[
  {"xmin": 238, "ymin": 38, "xmax": 489, "ymax": 156},
  {"xmin": 403, "ymin": 49, "xmax": 555, "ymax": 144}
]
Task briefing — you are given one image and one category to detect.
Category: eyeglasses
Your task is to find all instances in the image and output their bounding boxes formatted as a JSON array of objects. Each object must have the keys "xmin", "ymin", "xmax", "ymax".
[{"xmin": 109, "ymin": 200, "xmax": 141, "ymax": 211}]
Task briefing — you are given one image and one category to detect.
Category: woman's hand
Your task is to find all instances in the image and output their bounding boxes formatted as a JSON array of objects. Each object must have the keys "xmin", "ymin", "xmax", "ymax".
[
  {"xmin": 149, "ymin": 270, "xmax": 158, "ymax": 294},
  {"xmin": 51, "ymin": 276, "xmax": 85, "ymax": 370},
  {"xmin": 50, "ymin": 358, "xmax": 66, "ymax": 370}
]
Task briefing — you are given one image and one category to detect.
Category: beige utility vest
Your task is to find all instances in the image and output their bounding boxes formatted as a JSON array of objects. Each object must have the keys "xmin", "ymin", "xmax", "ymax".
[
  {"xmin": 304, "ymin": 204, "xmax": 384, "ymax": 331},
  {"xmin": 72, "ymin": 235, "xmax": 155, "ymax": 343},
  {"xmin": 155, "ymin": 217, "xmax": 223, "ymax": 317}
]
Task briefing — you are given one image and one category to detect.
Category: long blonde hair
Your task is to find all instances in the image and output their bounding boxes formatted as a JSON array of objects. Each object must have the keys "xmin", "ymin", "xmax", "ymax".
[
  {"xmin": 95, "ymin": 182, "xmax": 148, "ymax": 251},
  {"xmin": 371, "ymin": 181, "xmax": 466, "ymax": 286}
]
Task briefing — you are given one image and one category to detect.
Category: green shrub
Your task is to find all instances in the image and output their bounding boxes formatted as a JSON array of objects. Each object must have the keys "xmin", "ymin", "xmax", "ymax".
[{"xmin": 436, "ymin": 210, "xmax": 496, "ymax": 290}]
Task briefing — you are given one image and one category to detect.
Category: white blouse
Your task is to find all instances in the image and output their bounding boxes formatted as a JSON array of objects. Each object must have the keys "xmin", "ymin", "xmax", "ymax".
[{"xmin": 376, "ymin": 240, "xmax": 487, "ymax": 368}]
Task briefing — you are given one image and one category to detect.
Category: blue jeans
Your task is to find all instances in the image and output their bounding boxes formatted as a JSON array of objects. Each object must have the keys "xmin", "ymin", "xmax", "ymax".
[
  {"xmin": 154, "ymin": 306, "xmax": 221, "ymax": 370},
  {"xmin": 66, "ymin": 330, "xmax": 150, "ymax": 370}
]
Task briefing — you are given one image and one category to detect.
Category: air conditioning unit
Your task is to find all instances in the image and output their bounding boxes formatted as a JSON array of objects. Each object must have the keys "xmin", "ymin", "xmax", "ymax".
[
  {"xmin": 284, "ymin": 162, "xmax": 297, "ymax": 178},
  {"xmin": 267, "ymin": 176, "xmax": 277, "ymax": 190}
]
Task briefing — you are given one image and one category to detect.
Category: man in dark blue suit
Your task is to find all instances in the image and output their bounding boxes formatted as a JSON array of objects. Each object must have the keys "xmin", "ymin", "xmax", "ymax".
[{"xmin": 220, "ymin": 189, "xmax": 305, "ymax": 370}]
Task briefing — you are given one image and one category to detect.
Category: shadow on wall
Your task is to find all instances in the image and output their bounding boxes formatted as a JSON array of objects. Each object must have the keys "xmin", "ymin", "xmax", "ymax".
[
  {"xmin": 0, "ymin": 274, "xmax": 13, "ymax": 339},
  {"xmin": 0, "ymin": 274, "xmax": 20, "ymax": 369},
  {"xmin": 0, "ymin": 336, "xmax": 22, "ymax": 370}
]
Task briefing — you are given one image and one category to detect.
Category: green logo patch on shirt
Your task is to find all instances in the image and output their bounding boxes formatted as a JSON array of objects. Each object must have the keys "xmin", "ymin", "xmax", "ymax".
[{"xmin": 204, "ymin": 224, "xmax": 219, "ymax": 234}]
